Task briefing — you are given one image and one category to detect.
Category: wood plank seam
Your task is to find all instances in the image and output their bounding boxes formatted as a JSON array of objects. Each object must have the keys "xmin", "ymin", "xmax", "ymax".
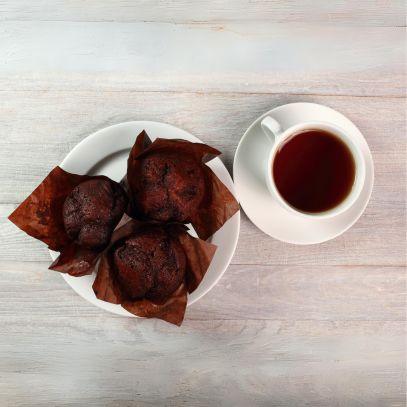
[{"xmin": 0, "ymin": 89, "xmax": 404, "ymax": 98}]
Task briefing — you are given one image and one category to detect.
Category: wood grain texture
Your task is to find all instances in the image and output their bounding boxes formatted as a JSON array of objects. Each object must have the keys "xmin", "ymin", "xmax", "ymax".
[
  {"xmin": 0, "ymin": 0, "xmax": 404, "ymax": 26},
  {"xmin": 1, "ymin": 92, "xmax": 405, "ymax": 266},
  {"xmin": 0, "ymin": 22, "xmax": 404, "ymax": 96},
  {"xmin": 0, "ymin": 319, "xmax": 404, "ymax": 407},
  {"xmin": 0, "ymin": 264, "xmax": 405, "ymax": 406},
  {"xmin": 0, "ymin": 262, "xmax": 405, "ymax": 321},
  {"xmin": 0, "ymin": 1, "xmax": 405, "ymax": 405},
  {"xmin": 1, "ymin": 317, "xmax": 405, "ymax": 406}
]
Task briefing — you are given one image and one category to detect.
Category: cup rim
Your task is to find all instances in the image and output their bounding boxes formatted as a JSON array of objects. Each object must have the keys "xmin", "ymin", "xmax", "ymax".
[{"xmin": 265, "ymin": 120, "xmax": 366, "ymax": 219}]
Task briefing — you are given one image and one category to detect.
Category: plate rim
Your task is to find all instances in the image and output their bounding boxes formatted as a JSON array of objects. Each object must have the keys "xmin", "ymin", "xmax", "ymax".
[{"xmin": 51, "ymin": 120, "xmax": 240, "ymax": 315}]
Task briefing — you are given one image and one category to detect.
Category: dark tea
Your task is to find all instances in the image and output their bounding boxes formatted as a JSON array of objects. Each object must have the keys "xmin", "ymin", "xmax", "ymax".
[{"xmin": 272, "ymin": 130, "xmax": 356, "ymax": 213}]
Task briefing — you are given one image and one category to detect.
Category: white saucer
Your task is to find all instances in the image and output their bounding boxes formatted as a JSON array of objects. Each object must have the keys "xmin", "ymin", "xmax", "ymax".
[
  {"xmin": 233, "ymin": 102, "xmax": 374, "ymax": 245},
  {"xmin": 50, "ymin": 121, "xmax": 240, "ymax": 317}
]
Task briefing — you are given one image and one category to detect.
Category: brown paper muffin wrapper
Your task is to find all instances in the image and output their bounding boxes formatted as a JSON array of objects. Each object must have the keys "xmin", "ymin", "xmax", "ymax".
[
  {"xmin": 8, "ymin": 166, "xmax": 120, "ymax": 277},
  {"xmin": 92, "ymin": 219, "xmax": 217, "ymax": 326},
  {"xmin": 127, "ymin": 131, "xmax": 239, "ymax": 240}
]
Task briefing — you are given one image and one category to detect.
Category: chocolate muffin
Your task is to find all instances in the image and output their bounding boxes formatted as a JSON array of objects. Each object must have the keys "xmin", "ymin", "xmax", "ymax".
[
  {"xmin": 133, "ymin": 151, "xmax": 206, "ymax": 223},
  {"xmin": 113, "ymin": 227, "xmax": 186, "ymax": 302},
  {"xmin": 62, "ymin": 178, "xmax": 127, "ymax": 250}
]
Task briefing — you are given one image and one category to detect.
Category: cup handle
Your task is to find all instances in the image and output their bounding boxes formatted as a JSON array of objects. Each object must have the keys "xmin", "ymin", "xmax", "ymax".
[{"xmin": 261, "ymin": 116, "xmax": 283, "ymax": 144}]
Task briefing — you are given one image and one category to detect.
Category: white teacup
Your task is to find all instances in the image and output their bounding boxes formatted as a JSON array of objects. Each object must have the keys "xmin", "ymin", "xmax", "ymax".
[{"xmin": 261, "ymin": 116, "xmax": 366, "ymax": 219}]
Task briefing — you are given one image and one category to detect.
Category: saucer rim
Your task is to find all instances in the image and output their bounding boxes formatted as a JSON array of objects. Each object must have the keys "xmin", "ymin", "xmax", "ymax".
[{"xmin": 233, "ymin": 102, "xmax": 374, "ymax": 245}]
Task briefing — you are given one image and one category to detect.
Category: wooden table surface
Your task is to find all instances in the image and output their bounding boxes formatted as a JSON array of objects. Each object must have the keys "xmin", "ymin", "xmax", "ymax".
[{"xmin": 0, "ymin": 2, "xmax": 405, "ymax": 406}]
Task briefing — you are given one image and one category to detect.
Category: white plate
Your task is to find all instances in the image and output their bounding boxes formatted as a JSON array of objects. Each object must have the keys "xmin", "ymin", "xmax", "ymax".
[
  {"xmin": 233, "ymin": 102, "xmax": 374, "ymax": 244},
  {"xmin": 50, "ymin": 121, "xmax": 240, "ymax": 317}
]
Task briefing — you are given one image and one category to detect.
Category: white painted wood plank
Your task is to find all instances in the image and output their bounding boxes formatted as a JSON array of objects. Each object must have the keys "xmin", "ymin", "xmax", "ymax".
[
  {"xmin": 0, "ymin": 92, "xmax": 404, "ymax": 265},
  {"xmin": 0, "ymin": 22, "xmax": 404, "ymax": 96},
  {"xmin": 0, "ymin": 3, "xmax": 404, "ymax": 405},
  {"xmin": 190, "ymin": 265, "xmax": 406, "ymax": 322},
  {"xmin": 2, "ymin": 198, "xmax": 405, "ymax": 266},
  {"xmin": 0, "ymin": 315, "xmax": 404, "ymax": 406},
  {"xmin": 0, "ymin": 0, "xmax": 404, "ymax": 26},
  {"xmin": 0, "ymin": 262, "xmax": 405, "ymax": 404},
  {"xmin": 0, "ymin": 92, "xmax": 404, "ymax": 200},
  {"xmin": 0, "ymin": 262, "xmax": 404, "ymax": 322}
]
